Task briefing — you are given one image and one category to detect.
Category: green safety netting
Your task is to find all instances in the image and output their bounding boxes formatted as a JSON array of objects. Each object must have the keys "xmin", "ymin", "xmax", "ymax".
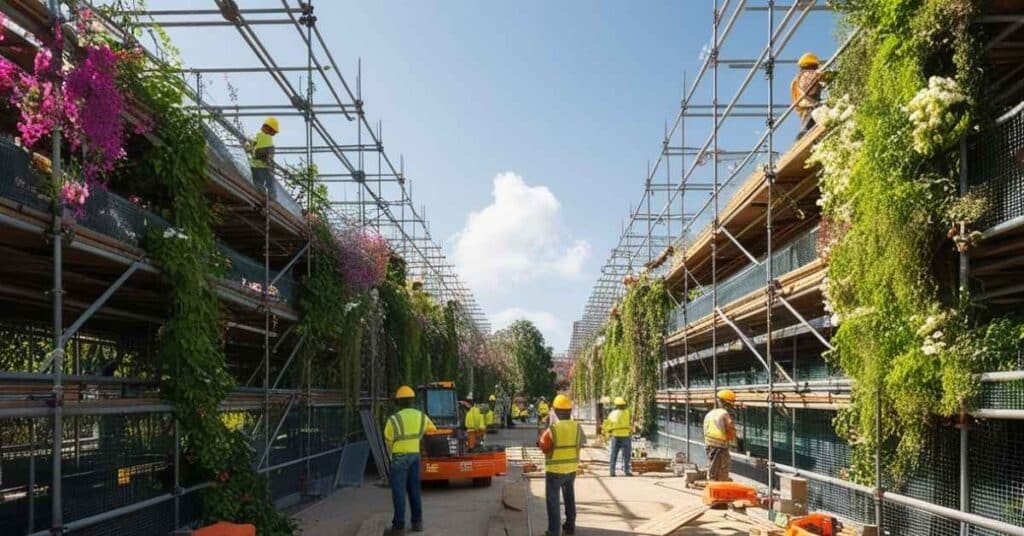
[{"xmin": 967, "ymin": 104, "xmax": 1024, "ymax": 230}]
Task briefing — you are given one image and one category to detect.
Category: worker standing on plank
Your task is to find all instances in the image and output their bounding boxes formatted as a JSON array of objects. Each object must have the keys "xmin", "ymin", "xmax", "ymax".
[
  {"xmin": 703, "ymin": 389, "xmax": 737, "ymax": 482},
  {"xmin": 791, "ymin": 52, "xmax": 828, "ymax": 139},
  {"xmin": 249, "ymin": 116, "xmax": 279, "ymax": 200},
  {"xmin": 537, "ymin": 394, "xmax": 584, "ymax": 536},
  {"xmin": 603, "ymin": 396, "xmax": 633, "ymax": 477},
  {"xmin": 383, "ymin": 385, "xmax": 436, "ymax": 535},
  {"xmin": 537, "ymin": 396, "xmax": 550, "ymax": 426}
]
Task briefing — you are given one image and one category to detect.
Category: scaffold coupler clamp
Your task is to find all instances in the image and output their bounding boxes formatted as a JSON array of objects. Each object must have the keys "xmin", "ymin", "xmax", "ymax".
[{"xmin": 299, "ymin": 3, "xmax": 316, "ymax": 26}]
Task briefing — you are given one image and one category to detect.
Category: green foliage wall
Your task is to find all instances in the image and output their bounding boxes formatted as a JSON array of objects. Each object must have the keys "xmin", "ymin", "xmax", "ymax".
[
  {"xmin": 817, "ymin": 0, "xmax": 1024, "ymax": 486},
  {"xmin": 570, "ymin": 276, "xmax": 671, "ymax": 435}
]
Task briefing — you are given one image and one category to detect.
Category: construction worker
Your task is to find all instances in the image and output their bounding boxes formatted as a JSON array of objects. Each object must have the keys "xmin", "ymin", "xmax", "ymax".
[
  {"xmin": 537, "ymin": 396, "xmax": 550, "ymax": 425},
  {"xmin": 791, "ymin": 52, "xmax": 828, "ymax": 139},
  {"xmin": 249, "ymin": 116, "xmax": 279, "ymax": 200},
  {"xmin": 603, "ymin": 397, "xmax": 633, "ymax": 477},
  {"xmin": 485, "ymin": 395, "xmax": 497, "ymax": 428},
  {"xmin": 703, "ymin": 389, "xmax": 737, "ymax": 482},
  {"xmin": 537, "ymin": 394, "xmax": 584, "ymax": 536},
  {"xmin": 383, "ymin": 385, "xmax": 436, "ymax": 535},
  {"xmin": 464, "ymin": 394, "xmax": 487, "ymax": 448}
]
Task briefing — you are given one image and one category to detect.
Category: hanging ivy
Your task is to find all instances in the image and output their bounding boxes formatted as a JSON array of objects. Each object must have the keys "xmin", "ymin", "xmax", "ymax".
[
  {"xmin": 571, "ymin": 275, "xmax": 671, "ymax": 436},
  {"xmin": 815, "ymin": 0, "xmax": 1024, "ymax": 486},
  {"xmin": 106, "ymin": 7, "xmax": 294, "ymax": 532}
]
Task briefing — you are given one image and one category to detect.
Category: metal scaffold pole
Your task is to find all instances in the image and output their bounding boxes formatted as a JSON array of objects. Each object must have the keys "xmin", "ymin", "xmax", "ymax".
[
  {"xmin": 765, "ymin": 0, "xmax": 776, "ymax": 511},
  {"xmin": 710, "ymin": 0, "xmax": 720, "ymax": 398},
  {"xmin": 49, "ymin": 1, "xmax": 65, "ymax": 532}
]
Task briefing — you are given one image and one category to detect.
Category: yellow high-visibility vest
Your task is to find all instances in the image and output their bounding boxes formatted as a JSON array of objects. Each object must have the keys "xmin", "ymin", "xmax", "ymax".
[
  {"xmin": 604, "ymin": 408, "xmax": 632, "ymax": 438},
  {"xmin": 384, "ymin": 408, "xmax": 435, "ymax": 455},
  {"xmin": 537, "ymin": 402, "xmax": 549, "ymax": 416},
  {"xmin": 703, "ymin": 408, "xmax": 735, "ymax": 448},
  {"xmin": 465, "ymin": 406, "xmax": 486, "ymax": 431},
  {"xmin": 250, "ymin": 131, "xmax": 274, "ymax": 168},
  {"xmin": 546, "ymin": 419, "xmax": 583, "ymax": 474},
  {"xmin": 485, "ymin": 409, "xmax": 495, "ymax": 426}
]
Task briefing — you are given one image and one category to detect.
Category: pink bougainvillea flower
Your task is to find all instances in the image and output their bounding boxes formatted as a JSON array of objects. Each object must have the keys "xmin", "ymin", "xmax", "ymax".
[{"xmin": 60, "ymin": 181, "xmax": 90, "ymax": 219}]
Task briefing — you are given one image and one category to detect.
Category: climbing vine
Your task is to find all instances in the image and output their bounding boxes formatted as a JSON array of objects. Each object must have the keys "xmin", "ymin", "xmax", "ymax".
[
  {"xmin": 107, "ymin": 6, "xmax": 294, "ymax": 532},
  {"xmin": 570, "ymin": 275, "xmax": 671, "ymax": 436},
  {"xmin": 815, "ymin": 0, "xmax": 1024, "ymax": 486}
]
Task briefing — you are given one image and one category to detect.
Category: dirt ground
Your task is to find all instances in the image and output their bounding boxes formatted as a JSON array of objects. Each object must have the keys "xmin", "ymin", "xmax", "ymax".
[{"xmin": 294, "ymin": 421, "xmax": 764, "ymax": 536}]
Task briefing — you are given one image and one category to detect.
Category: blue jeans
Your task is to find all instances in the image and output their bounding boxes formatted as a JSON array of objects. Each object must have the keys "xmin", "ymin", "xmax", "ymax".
[
  {"xmin": 609, "ymin": 436, "xmax": 632, "ymax": 476},
  {"xmin": 545, "ymin": 472, "xmax": 576, "ymax": 534},
  {"xmin": 389, "ymin": 453, "xmax": 423, "ymax": 529}
]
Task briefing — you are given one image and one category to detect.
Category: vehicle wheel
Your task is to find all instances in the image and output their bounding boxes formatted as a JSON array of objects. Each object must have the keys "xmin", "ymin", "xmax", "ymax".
[{"xmin": 472, "ymin": 477, "xmax": 493, "ymax": 487}]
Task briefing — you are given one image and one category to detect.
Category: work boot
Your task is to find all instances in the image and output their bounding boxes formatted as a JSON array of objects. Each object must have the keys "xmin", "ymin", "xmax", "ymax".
[
  {"xmin": 411, "ymin": 521, "xmax": 424, "ymax": 532},
  {"xmin": 384, "ymin": 528, "xmax": 405, "ymax": 536},
  {"xmin": 562, "ymin": 522, "xmax": 576, "ymax": 535}
]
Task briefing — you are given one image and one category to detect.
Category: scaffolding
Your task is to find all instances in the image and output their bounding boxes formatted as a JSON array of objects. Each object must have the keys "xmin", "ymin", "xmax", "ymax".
[
  {"xmin": 569, "ymin": 2, "xmax": 1024, "ymax": 535},
  {"xmin": 0, "ymin": 1, "xmax": 488, "ymax": 534}
]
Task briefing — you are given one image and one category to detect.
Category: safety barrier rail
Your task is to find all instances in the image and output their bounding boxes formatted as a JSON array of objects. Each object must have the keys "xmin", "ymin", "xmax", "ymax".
[{"xmin": 667, "ymin": 226, "xmax": 820, "ymax": 333}]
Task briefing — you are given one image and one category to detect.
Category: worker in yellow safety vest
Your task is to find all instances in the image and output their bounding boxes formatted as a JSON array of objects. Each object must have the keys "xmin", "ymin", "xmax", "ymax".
[
  {"xmin": 791, "ymin": 52, "xmax": 830, "ymax": 139},
  {"xmin": 537, "ymin": 394, "xmax": 584, "ymax": 536},
  {"xmin": 703, "ymin": 389, "xmax": 737, "ymax": 482},
  {"xmin": 485, "ymin": 394, "xmax": 497, "ymax": 428},
  {"xmin": 464, "ymin": 394, "xmax": 487, "ymax": 448},
  {"xmin": 537, "ymin": 396, "xmax": 550, "ymax": 426},
  {"xmin": 602, "ymin": 397, "xmax": 633, "ymax": 477},
  {"xmin": 249, "ymin": 116, "xmax": 279, "ymax": 200},
  {"xmin": 383, "ymin": 385, "xmax": 436, "ymax": 534}
]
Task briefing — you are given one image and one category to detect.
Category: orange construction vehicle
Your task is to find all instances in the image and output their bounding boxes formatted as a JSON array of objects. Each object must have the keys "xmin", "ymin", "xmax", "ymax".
[
  {"xmin": 785, "ymin": 513, "xmax": 841, "ymax": 536},
  {"xmin": 416, "ymin": 381, "xmax": 508, "ymax": 487}
]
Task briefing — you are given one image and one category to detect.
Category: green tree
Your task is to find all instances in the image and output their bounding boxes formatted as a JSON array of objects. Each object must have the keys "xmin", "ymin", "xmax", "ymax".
[{"xmin": 495, "ymin": 320, "xmax": 557, "ymax": 398}]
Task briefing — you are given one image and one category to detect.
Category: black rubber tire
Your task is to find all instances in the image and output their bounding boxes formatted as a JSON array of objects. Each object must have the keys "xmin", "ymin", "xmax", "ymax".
[{"xmin": 472, "ymin": 477, "xmax": 493, "ymax": 487}]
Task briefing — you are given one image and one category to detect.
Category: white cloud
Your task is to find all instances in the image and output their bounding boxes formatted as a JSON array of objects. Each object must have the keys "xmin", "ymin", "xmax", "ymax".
[
  {"xmin": 453, "ymin": 172, "xmax": 592, "ymax": 291},
  {"xmin": 490, "ymin": 307, "xmax": 565, "ymax": 349}
]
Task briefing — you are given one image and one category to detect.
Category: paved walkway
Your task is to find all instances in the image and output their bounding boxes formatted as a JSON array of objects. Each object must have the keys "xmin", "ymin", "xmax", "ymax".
[{"xmin": 295, "ymin": 423, "xmax": 763, "ymax": 535}]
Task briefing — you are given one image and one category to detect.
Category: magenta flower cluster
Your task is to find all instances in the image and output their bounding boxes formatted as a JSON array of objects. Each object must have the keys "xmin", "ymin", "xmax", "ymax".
[
  {"xmin": 64, "ymin": 44, "xmax": 127, "ymax": 181},
  {"xmin": 60, "ymin": 181, "xmax": 89, "ymax": 218},
  {"xmin": 0, "ymin": 11, "xmax": 135, "ymax": 184},
  {"xmin": 335, "ymin": 227, "xmax": 392, "ymax": 292}
]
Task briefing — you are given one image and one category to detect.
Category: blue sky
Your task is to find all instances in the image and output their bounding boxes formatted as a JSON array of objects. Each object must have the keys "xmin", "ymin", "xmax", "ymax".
[{"xmin": 159, "ymin": 1, "xmax": 838, "ymax": 352}]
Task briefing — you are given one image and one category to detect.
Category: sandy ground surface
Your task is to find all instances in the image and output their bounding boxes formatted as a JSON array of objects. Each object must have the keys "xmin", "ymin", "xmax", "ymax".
[
  {"xmin": 294, "ymin": 425, "xmax": 541, "ymax": 536},
  {"xmin": 295, "ymin": 421, "xmax": 764, "ymax": 535}
]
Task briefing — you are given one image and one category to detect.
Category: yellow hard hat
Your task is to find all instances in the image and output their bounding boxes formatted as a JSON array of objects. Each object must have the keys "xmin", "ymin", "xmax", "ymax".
[
  {"xmin": 263, "ymin": 116, "xmax": 280, "ymax": 134},
  {"xmin": 552, "ymin": 394, "xmax": 573, "ymax": 410},
  {"xmin": 395, "ymin": 385, "xmax": 415, "ymax": 399},
  {"xmin": 717, "ymin": 389, "xmax": 737, "ymax": 404},
  {"xmin": 798, "ymin": 52, "xmax": 820, "ymax": 69},
  {"xmin": 613, "ymin": 397, "xmax": 627, "ymax": 406},
  {"xmin": 489, "ymin": 394, "xmax": 497, "ymax": 402}
]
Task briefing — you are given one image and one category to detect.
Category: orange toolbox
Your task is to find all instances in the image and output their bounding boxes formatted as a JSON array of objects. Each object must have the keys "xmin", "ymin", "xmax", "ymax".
[{"xmin": 702, "ymin": 481, "xmax": 759, "ymax": 505}]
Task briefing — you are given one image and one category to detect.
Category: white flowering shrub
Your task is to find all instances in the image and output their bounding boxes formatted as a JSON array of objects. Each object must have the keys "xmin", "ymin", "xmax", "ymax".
[
  {"xmin": 904, "ymin": 76, "xmax": 969, "ymax": 156},
  {"xmin": 808, "ymin": 95, "xmax": 860, "ymax": 223}
]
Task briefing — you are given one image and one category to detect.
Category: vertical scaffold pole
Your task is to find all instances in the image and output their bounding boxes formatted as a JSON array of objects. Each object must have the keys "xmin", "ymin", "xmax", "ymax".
[
  {"xmin": 680, "ymin": 77, "xmax": 691, "ymax": 463},
  {"xmin": 49, "ymin": 1, "xmax": 65, "ymax": 532},
  {"xmin": 710, "ymin": 0, "xmax": 720, "ymax": 401},
  {"xmin": 957, "ymin": 136, "xmax": 970, "ymax": 536},
  {"xmin": 765, "ymin": 0, "xmax": 776, "ymax": 511},
  {"xmin": 304, "ymin": 0, "xmax": 316, "ymax": 488}
]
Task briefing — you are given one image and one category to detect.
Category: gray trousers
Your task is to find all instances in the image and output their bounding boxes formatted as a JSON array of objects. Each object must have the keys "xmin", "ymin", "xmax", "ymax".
[
  {"xmin": 706, "ymin": 445, "xmax": 731, "ymax": 481},
  {"xmin": 252, "ymin": 167, "xmax": 277, "ymax": 201}
]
